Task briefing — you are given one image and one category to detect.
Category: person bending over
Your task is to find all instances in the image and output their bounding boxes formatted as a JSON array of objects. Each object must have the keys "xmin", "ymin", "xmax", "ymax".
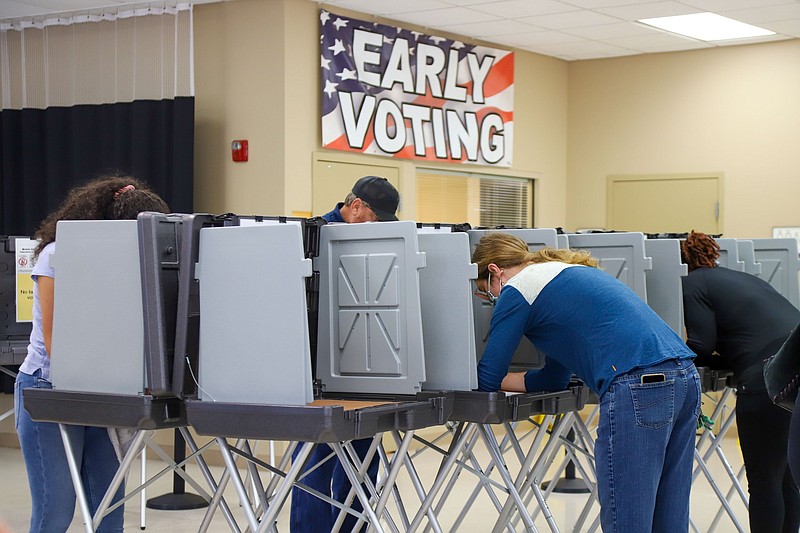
[
  {"xmin": 291, "ymin": 176, "xmax": 399, "ymax": 533},
  {"xmin": 681, "ymin": 230, "xmax": 800, "ymax": 533},
  {"xmin": 15, "ymin": 176, "xmax": 169, "ymax": 533},
  {"xmin": 472, "ymin": 233, "xmax": 699, "ymax": 533}
]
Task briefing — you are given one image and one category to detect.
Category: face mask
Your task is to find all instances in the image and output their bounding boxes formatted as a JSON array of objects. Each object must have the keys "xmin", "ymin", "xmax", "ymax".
[{"xmin": 477, "ymin": 272, "xmax": 499, "ymax": 306}]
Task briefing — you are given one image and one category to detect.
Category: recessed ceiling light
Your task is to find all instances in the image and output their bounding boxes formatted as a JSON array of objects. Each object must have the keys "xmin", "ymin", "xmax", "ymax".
[{"xmin": 639, "ymin": 12, "xmax": 775, "ymax": 41}]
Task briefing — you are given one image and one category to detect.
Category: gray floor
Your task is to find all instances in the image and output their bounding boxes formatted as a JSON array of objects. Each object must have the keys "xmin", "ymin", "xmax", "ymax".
[{"xmin": 0, "ymin": 423, "xmax": 749, "ymax": 533}]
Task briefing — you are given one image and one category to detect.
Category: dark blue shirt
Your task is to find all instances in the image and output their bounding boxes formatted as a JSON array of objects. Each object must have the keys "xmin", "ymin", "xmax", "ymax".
[{"xmin": 322, "ymin": 203, "xmax": 345, "ymax": 223}]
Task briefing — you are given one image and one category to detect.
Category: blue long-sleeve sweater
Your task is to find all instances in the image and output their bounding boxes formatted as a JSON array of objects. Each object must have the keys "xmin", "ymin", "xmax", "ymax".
[{"xmin": 477, "ymin": 262, "xmax": 694, "ymax": 396}]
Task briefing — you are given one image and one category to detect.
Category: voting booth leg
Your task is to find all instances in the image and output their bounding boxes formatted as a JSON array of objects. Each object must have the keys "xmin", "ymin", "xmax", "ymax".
[
  {"xmin": 541, "ymin": 428, "xmax": 591, "ymax": 494},
  {"xmin": 146, "ymin": 428, "xmax": 209, "ymax": 510}
]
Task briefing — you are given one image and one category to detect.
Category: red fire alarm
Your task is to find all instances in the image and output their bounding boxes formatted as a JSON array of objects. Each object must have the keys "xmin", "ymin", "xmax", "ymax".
[{"xmin": 231, "ymin": 140, "xmax": 248, "ymax": 162}]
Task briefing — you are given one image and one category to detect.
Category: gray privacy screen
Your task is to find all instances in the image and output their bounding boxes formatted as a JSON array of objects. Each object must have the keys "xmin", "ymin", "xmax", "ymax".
[
  {"xmin": 735, "ymin": 240, "xmax": 762, "ymax": 276},
  {"xmin": 644, "ymin": 238, "xmax": 687, "ymax": 335},
  {"xmin": 50, "ymin": 220, "xmax": 146, "ymax": 395},
  {"xmin": 315, "ymin": 221, "xmax": 426, "ymax": 395},
  {"xmin": 751, "ymin": 238, "xmax": 800, "ymax": 310},
  {"xmin": 716, "ymin": 238, "xmax": 745, "ymax": 272},
  {"xmin": 468, "ymin": 228, "xmax": 559, "ymax": 372},
  {"xmin": 196, "ymin": 224, "xmax": 314, "ymax": 405},
  {"xmin": 565, "ymin": 232, "xmax": 652, "ymax": 302},
  {"xmin": 417, "ymin": 228, "xmax": 478, "ymax": 391}
]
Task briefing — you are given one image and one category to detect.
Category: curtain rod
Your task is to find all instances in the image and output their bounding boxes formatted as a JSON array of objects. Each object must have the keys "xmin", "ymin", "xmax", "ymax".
[{"xmin": 0, "ymin": 2, "xmax": 191, "ymax": 31}]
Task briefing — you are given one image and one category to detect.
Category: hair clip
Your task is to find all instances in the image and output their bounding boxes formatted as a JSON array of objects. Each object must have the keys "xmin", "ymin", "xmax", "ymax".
[{"xmin": 115, "ymin": 184, "xmax": 136, "ymax": 198}]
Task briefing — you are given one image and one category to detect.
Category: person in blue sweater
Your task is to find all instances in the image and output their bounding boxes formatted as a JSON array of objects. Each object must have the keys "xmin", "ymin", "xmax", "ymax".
[
  {"xmin": 291, "ymin": 176, "xmax": 399, "ymax": 533},
  {"xmin": 472, "ymin": 233, "xmax": 700, "ymax": 533}
]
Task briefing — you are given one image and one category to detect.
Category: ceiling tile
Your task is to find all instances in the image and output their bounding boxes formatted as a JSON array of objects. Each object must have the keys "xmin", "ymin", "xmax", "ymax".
[
  {"xmin": 438, "ymin": 18, "xmax": 541, "ymax": 36},
  {"xmin": 557, "ymin": 0, "xmax": 654, "ymax": 7},
  {"xmin": 467, "ymin": 0, "xmax": 577, "ymax": 18},
  {"xmin": 0, "ymin": 2, "xmax": 47, "ymax": 19},
  {"xmin": 596, "ymin": 1, "xmax": 702, "ymax": 21},
  {"xmin": 325, "ymin": 0, "xmax": 452, "ymax": 16},
  {"xmin": 499, "ymin": 29, "xmax": 585, "ymax": 47},
  {"xmin": 605, "ymin": 32, "xmax": 712, "ymax": 52},
  {"xmin": 519, "ymin": 9, "xmax": 622, "ymax": 29},
  {"xmin": 526, "ymin": 40, "xmax": 633, "ymax": 57},
  {"xmin": 442, "ymin": 0, "xmax": 517, "ymax": 5},
  {"xmin": 759, "ymin": 18, "xmax": 800, "ymax": 36},
  {"xmin": 709, "ymin": 34, "xmax": 794, "ymax": 46},
  {"xmin": 719, "ymin": 3, "xmax": 800, "ymax": 24},
  {"xmin": 567, "ymin": 48, "xmax": 642, "ymax": 60},
  {"xmin": 39, "ymin": 0, "xmax": 127, "ymax": 8},
  {"xmin": 681, "ymin": 0, "xmax": 793, "ymax": 11},
  {"xmin": 388, "ymin": 6, "xmax": 500, "ymax": 27},
  {"xmin": 564, "ymin": 21, "xmax": 658, "ymax": 39}
]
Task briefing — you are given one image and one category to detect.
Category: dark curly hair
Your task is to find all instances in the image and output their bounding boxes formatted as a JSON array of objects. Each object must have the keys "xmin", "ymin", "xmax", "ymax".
[
  {"xmin": 34, "ymin": 175, "xmax": 170, "ymax": 257},
  {"xmin": 680, "ymin": 230, "xmax": 720, "ymax": 271}
]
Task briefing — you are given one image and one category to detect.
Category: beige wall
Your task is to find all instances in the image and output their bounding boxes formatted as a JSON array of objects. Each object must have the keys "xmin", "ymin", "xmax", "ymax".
[
  {"xmin": 194, "ymin": 0, "xmax": 288, "ymax": 215},
  {"xmin": 192, "ymin": 0, "xmax": 570, "ymax": 228},
  {"xmin": 567, "ymin": 39, "xmax": 800, "ymax": 237}
]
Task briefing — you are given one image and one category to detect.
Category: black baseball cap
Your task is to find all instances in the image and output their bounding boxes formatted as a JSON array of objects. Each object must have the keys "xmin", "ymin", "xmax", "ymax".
[{"xmin": 352, "ymin": 176, "xmax": 399, "ymax": 221}]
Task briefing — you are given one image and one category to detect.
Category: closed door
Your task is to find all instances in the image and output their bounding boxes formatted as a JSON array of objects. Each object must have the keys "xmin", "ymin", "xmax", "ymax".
[{"xmin": 607, "ymin": 174, "xmax": 722, "ymax": 234}]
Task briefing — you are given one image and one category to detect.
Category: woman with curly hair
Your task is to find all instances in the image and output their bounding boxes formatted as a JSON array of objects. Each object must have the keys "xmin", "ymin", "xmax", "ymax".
[
  {"xmin": 681, "ymin": 230, "xmax": 800, "ymax": 533},
  {"xmin": 15, "ymin": 176, "xmax": 169, "ymax": 533},
  {"xmin": 472, "ymin": 232, "xmax": 699, "ymax": 533}
]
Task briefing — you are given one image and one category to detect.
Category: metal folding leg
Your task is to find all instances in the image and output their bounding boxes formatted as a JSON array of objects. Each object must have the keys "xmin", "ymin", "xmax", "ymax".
[
  {"xmin": 188, "ymin": 395, "xmax": 451, "ymax": 533},
  {"xmin": 691, "ymin": 386, "xmax": 748, "ymax": 533},
  {"xmin": 410, "ymin": 387, "xmax": 588, "ymax": 533},
  {"xmin": 492, "ymin": 413, "xmax": 579, "ymax": 533},
  {"xmin": 60, "ymin": 426, "xmax": 150, "ymax": 533},
  {"xmin": 442, "ymin": 425, "xmax": 510, "ymax": 532},
  {"xmin": 58, "ymin": 422, "xmax": 238, "ymax": 533},
  {"xmin": 519, "ymin": 413, "xmax": 597, "ymax": 530},
  {"xmin": 334, "ymin": 433, "xmax": 408, "ymax": 533}
]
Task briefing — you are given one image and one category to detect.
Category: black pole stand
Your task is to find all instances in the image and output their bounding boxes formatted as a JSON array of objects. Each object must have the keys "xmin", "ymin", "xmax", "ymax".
[
  {"xmin": 146, "ymin": 429, "xmax": 209, "ymax": 510},
  {"xmin": 542, "ymin": 428, "xmax": 591, "ymax": 494}
]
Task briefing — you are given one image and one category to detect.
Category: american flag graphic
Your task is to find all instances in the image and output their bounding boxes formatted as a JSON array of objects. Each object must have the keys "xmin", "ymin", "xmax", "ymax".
[{"xmin": 320, "ymin": 9, "xmax": 514, "ymax": 166}]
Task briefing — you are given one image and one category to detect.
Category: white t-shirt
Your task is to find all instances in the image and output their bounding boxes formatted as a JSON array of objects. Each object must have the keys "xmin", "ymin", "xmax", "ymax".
[{"xmin": 19, "ymin": 242, "xmax": 56, "ymax": 380}]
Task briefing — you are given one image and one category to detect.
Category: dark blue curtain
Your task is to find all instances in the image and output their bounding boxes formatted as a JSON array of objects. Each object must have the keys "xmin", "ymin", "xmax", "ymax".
[{"xmin": 0, "ymin": 97, "xmax": 194, "ymax": 236}]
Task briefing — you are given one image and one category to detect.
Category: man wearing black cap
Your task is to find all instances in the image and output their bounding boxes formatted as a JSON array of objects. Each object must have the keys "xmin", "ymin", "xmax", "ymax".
[
  {"xmin": 321, "ymin": 175, "xmax": 400, "ymax": 223},
  {"xmin": 290, "ymin": 176, "xmax": 399, "ymax": 533}
]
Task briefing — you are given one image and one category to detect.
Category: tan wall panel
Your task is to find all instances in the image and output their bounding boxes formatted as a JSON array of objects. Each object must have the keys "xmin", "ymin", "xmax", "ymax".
[
  {"xmin": 194, "ymin": 0, "xmax": 287, "ymax": 216},
  {"xmin": 568, "ymin": 40, "xmax": 800, "ymax": 237}
]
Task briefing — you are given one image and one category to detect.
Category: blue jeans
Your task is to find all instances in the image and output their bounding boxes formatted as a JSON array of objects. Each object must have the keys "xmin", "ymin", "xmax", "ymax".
[
  {"xmin": 595, "ymin": 359, "xmax": 700, "ymax": 533},
  {"xmin": 15, "ymin": 370, "xmax": 125, "ymax": 533},
  {"xmin": 290, "ymin": 438, "xmax": 379, "ymax": 532}
]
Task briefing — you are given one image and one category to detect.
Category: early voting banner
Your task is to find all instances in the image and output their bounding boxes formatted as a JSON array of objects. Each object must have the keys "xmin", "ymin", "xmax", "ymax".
[{"xmin": 320, "ymin": 10, "xmax": 514, "ymax": 166}]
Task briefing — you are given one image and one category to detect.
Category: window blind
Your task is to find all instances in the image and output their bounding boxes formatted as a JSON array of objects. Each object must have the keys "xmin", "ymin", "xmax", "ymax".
[{"xmin": 417, "ymin": 170, "xmax": 532, "ymax": 227}]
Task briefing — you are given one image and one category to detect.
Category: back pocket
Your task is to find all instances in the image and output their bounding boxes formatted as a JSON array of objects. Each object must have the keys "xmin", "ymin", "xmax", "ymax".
[{"xmin": 630, "ymin": 380, "xmax": 675, "ymax": 429}]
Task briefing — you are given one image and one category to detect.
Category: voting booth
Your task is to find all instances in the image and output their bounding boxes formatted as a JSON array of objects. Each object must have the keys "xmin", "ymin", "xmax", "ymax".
[
  {"xmin": 315, "ymin": 220, "xmax": 428, "ymax": 396},
  {"xmin": 644, "ymin": 238, "xmax": 688, "ymax": 335},
  {"xmin": 566, "ymin": 232, "xmax": 652, "ymax": 302},
  {"xmin": 468, "ymin": 228, "xmax": 559, "ymax": 372},
  {"xmin": 751, "ymin": 237, "xmax": 800, "ymax": 310},
  {"xmin": 416, "ymin": 225, "xmax": 479, "ymax": 391},
  {"xmin": 23, "ymin": 214, "xmax": 231, "ymax": 533},
  {"xmin": 0, "ymin": 236, "xmax": 34, "ymax": 419},
  {"xmin": 716, "ymin": 238, "xmax": 745, "ymax": 272},
  {"xmin": 735, "ymin": 240, "xmax": 762, "ymax": 276}
]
